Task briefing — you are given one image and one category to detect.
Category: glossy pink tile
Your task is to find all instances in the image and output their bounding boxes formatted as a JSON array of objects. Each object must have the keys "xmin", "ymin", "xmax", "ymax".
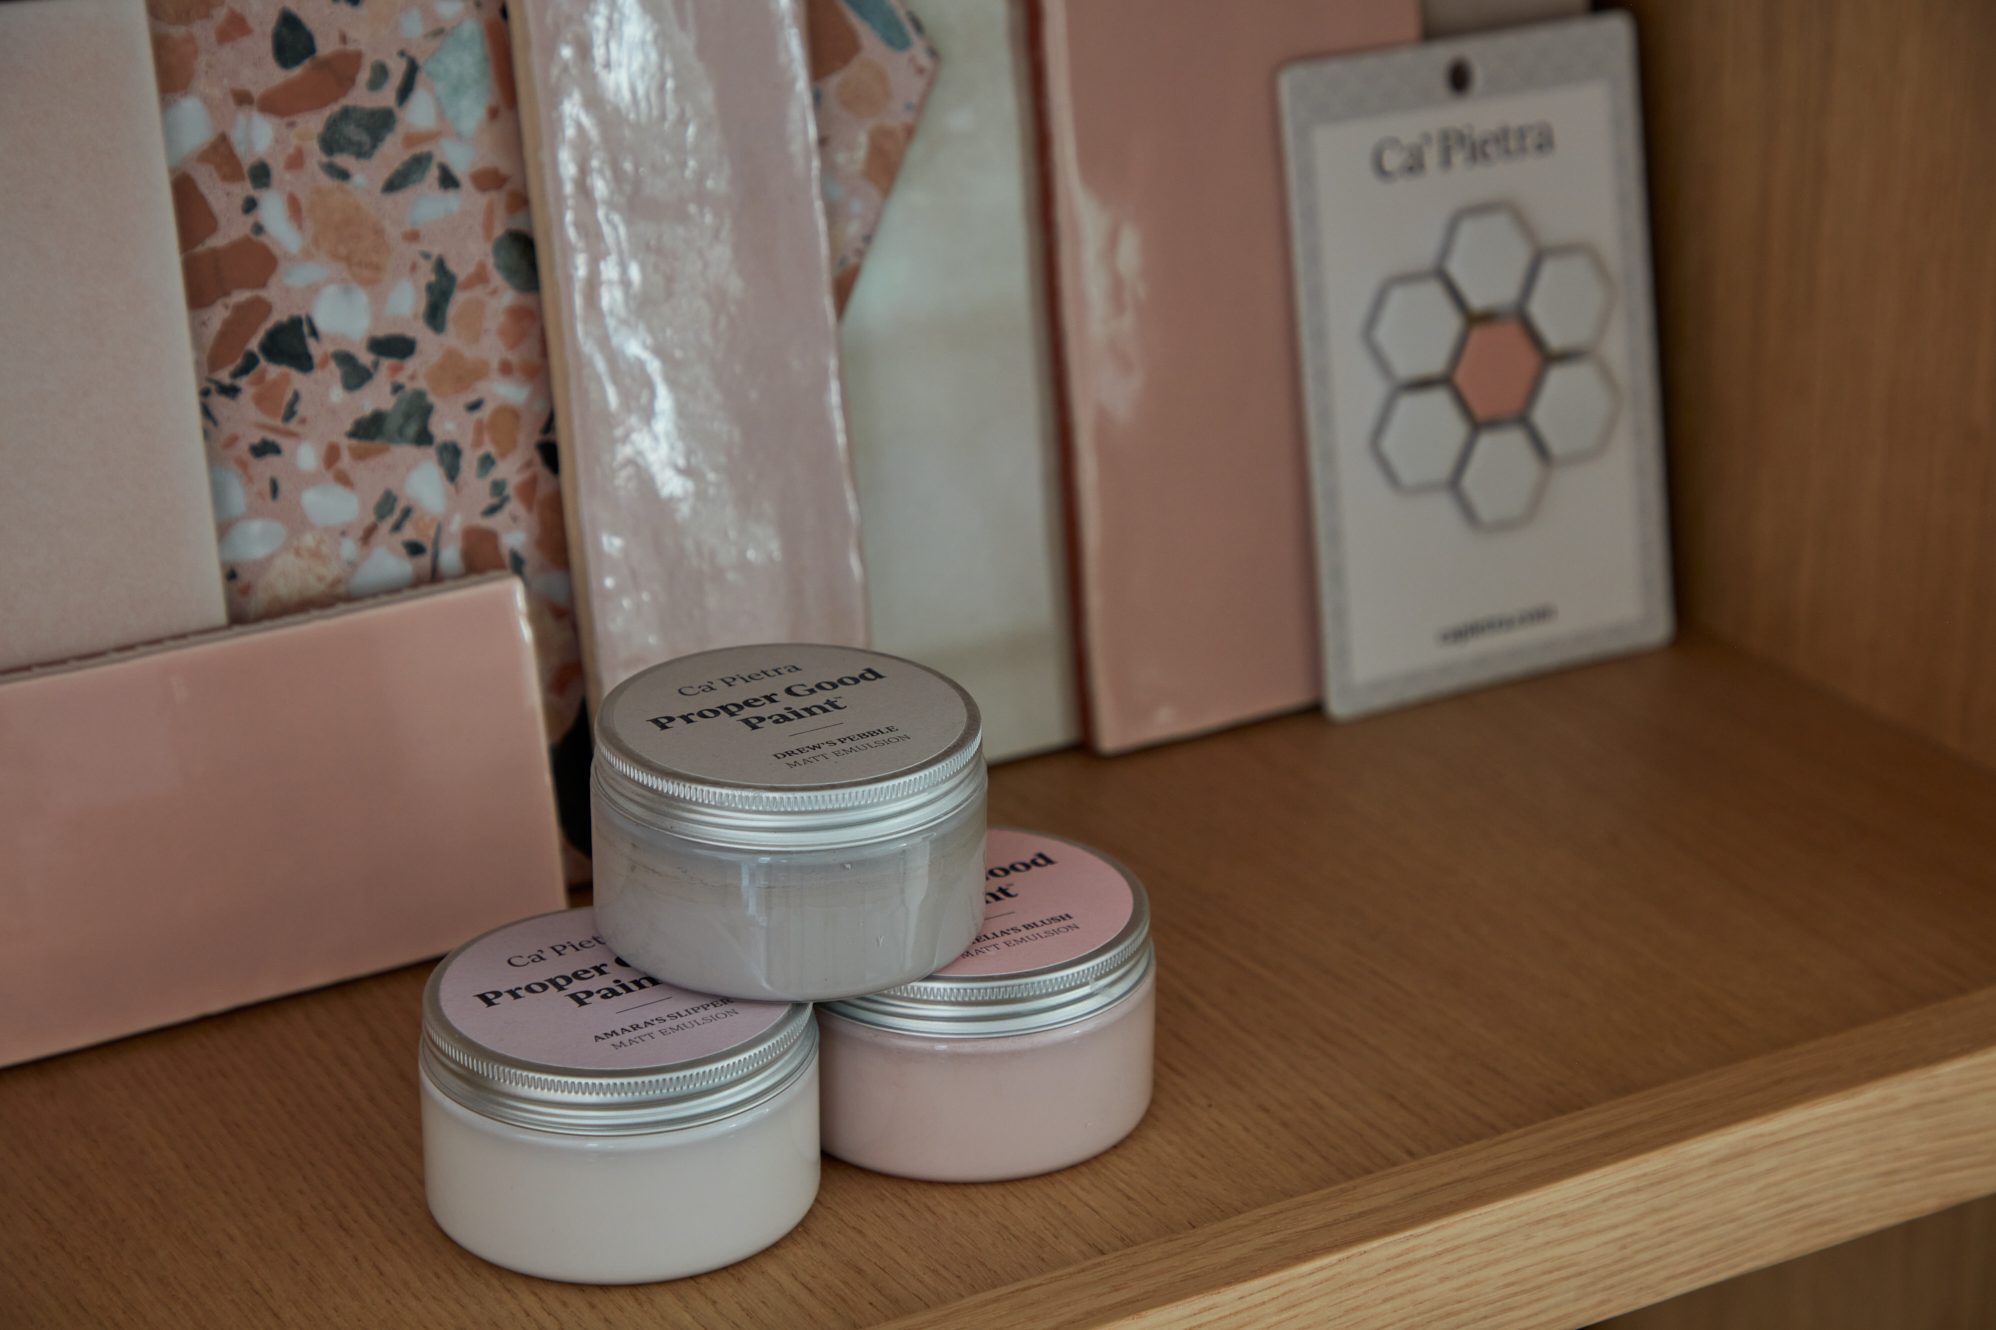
[
  {"xmin": 0, "ymin": 575, "xmax": 566, "ymax": 1067},
  {"xmin": 1039, "ymin": 0, "xmax": 1417, "ymax": 752},
  {"xmin": 0, "ymin": 0, "xmax": 226, "ymax": 673},
  {"xmin": 512, "ymin": 0, "xmax": 867, "ymax": 703}
]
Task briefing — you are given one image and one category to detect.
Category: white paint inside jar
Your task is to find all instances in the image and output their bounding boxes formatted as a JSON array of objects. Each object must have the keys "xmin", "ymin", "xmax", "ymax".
[{"xmin": 419, "ymin": 907, "xmax": 818, "ymax": 1283}]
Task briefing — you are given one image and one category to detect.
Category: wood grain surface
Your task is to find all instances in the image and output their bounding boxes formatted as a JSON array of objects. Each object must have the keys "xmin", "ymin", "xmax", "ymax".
[
  {"xmin": 1605, "ymin": 1193, "xmax": 1996, "ymax": 1330},
  {"xmin": 1621, "ymin": 0, "xmax": 1996, "ymax": 771},
  {"xmin": 5, "ymin": 639, "xmax": 1996, "ymax": 1327}
]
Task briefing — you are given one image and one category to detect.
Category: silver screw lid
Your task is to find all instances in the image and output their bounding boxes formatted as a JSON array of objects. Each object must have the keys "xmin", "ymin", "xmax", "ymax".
[
  {"xmin": 420, "ymin": 908, "xmax": 815, "ymax": 1136},
  {"xmin": 823, "ymin": 831, "xmax": 1154, "ymax": 1038},
  {"xmin": 594, "ymin": 643, "xmax": 984, "ymax": 849}
]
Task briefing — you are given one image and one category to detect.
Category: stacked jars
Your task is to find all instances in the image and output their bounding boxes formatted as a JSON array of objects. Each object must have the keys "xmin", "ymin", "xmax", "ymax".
[{"xmin": 419, "ymin": 645, "xmax": 1155, "ymax": 1284}]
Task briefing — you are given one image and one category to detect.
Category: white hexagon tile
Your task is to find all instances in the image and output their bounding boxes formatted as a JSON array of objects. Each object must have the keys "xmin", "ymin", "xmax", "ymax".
[
  {"xmin": 1363, "ymin": 200, "xmax": 1618, "ymax": 530},
  {"xmin": 1365, "ymin": 274, "xmax": 1465, "ymax": 381},
  {"xmin": 1374, "ymin": 384, "xmax": 1471, "ymax": 491},
  {"xmin": 1442, "ymin": 204, "xmax": 1536, "ymax": 314},
  {"xmin": 1531, "ymin": 358, "xmax": 1620, "ymax": 462}
]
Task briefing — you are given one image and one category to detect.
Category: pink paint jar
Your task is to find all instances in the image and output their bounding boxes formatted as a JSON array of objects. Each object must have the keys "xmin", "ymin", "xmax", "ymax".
[{"xmin": 818, "ymin": 829, "xmax": 1155, "ymax": 1182}]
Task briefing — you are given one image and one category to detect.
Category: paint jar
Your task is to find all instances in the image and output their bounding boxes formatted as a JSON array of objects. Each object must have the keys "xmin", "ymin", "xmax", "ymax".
[
  {"xmin": 420, "ymin": 908, "xmax": 818, "ymax": 1284},
  {"xmin": 818, "ymin": 829, "xmax": 1156, "ymax": 1182},
  {"xmin": 592, "ymin": 643, "xmax": 986, "ymax": 1002}
]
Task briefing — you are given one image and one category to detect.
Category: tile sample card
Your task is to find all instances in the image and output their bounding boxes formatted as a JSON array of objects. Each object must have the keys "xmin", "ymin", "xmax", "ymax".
[
  {"xmin": 512, "ymin": 0, "xmax": 867, "ymax": 704},
  {"xmin": 1039, "ymin": 0, "xmax": 1419, "ymax": 753},
  {"xmin": 806, "ymin": 0, "xmax": 939, "ymax": 311},
  {"xmin": 1281, "ymin": 16, "xmax": 1673, "ymax": 718},
  {"xmin": 843, "ymin": 0, "xmax": 1079, "ymax": 761},
  {"xmin": 0, "ymin": 0, "xmax": 226, "ymax": 672},
  {"xmin": 0, "ymin": 576, "xmax": 566, "ymax": 1067}
]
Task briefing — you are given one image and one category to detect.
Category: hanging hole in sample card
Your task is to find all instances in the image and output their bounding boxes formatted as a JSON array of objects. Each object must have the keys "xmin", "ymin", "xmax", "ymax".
[{"xmin": 1448, "ymin": 58, "xmax": 1474, "ymax": 95}]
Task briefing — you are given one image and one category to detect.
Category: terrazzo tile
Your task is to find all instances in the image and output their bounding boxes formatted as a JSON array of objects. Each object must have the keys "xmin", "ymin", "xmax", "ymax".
[
  {"xmin": 805, "ymin": 0, "xmax": 939, "ymax": 311},
  {"xmin": 148, "ymin": 0, "xmax": 587, "ymax": 872}
]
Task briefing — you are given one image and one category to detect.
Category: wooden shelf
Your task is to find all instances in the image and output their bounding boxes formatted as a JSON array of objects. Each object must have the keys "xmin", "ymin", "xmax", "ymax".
[{"xmin": 6, "ymin": 637, "xmax": 1996, "ymax": 1328}]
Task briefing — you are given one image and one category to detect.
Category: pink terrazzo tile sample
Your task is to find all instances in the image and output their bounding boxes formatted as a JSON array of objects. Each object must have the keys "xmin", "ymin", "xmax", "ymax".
[
  {"xmin": 0, "ymin": 575, "xmax": 566, "ymax": 1068},
  {"xmin": 0, "ymin": 0, "xmax": 227, "ymax": 673},
  {"xmin": 147, "ymin": 0, "xmax": 583, "ymax": 754},
  {"xmin": 1039, "ymin": 0, "xmax": 1418, "ymax": 753},
  {"xmin": 512, "ymin": 0, "xmax": 867, "ymax": 704},
  {"xmin": 806, "ymin": 0, "xmax": 939, "ymax": 311}
]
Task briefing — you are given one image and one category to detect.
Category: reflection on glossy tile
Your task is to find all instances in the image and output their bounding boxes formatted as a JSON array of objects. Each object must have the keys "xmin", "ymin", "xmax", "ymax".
[{"xmin": 512, "ymin": 0, "xmax": 866, "ymax": 702}]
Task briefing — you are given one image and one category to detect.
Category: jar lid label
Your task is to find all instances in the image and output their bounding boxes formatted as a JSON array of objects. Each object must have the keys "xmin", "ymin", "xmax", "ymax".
[
  {"xmin": 936, "ymin": 829, "xmax": 1137, "ymax": 978},
  {"xmin": 435, "ymin": 908, "xmax": 788, "ymax": 1071},
  {"xmin": 600, "ymin": 644, "xmax": 974, "ymax": 790}
]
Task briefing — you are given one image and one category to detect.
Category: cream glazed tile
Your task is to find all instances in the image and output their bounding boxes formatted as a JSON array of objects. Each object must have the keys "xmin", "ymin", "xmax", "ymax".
[{"xmin": 843, "ymin": 0, "xmax": 1079, "ymax": 761}]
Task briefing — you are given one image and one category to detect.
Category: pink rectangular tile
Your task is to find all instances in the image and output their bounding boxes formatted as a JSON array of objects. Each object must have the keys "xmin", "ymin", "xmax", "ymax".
[
  {"xmin": 512, "ymin": 0, "xmax": 867, "ymax": 703},
  {"xmin": 805, "ymin": 0, "xmax": 939, "ymax": 311},
  {"xmin": 0, "ymin": 0, "xmax": 227, "ymax": 673},
  {"xmin": 1039, "ymin": 0, "xmax": 1418, "ymax": 752},
  {"xmin": 148, "ymin": 0, "xmax": 589, "ymax": 874},
  {"xmin": 0, "ymin": 575, "xmax": 566, "ymax": 1067}
]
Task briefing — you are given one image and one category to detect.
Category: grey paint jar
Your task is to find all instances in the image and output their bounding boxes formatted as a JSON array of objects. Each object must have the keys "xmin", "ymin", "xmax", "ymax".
[{"xmin": 592, "ymin": 643, "xmax": 987, "ymax": 1002}]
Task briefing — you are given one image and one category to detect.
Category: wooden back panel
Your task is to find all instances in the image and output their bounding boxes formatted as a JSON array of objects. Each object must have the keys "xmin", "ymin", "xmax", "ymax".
[{"xmin": 1621, "ymin": 0, "xmax": 1996, "ymax": 767}]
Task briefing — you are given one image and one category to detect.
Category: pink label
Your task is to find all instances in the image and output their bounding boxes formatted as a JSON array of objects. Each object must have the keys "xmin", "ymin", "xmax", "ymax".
[
  {"xmin": 436, "ymin": 908, "xmax": 788, "ymax": 1071},
  {"xmin": 935, "ymin": 830, "xmax": 1136, "ymax": 978}
]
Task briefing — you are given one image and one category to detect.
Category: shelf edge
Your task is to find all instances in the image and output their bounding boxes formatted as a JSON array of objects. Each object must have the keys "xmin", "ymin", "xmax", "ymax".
[{"xmin": 877, "ymin": 986, "xmax": 1996, "ymax": 1330}]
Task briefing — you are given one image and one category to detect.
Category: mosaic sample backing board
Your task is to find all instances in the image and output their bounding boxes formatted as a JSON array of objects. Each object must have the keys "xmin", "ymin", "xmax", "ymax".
[{"xmin": 1280, "ymin": 14, "xmax": 1672, "ymax": 718}]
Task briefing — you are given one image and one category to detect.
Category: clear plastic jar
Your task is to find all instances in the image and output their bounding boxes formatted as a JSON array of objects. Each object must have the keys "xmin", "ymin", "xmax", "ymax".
[
  {"xmin": 420, "ymin": 908, "xmax": 818, "ymax": 1283},
  {"xmin": 592, "ymin": 644, "xmax": 986, "ymax": 1002},
  {"xmin": 819, "ymin": 830, "xmax": 1156, "ymax": 1181}
]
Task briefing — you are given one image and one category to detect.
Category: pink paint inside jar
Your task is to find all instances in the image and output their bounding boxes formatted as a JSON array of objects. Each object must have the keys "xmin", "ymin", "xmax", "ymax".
[{"xmin": 818, "ymin": 829, "xmax": 1156, "ymax": 1182}]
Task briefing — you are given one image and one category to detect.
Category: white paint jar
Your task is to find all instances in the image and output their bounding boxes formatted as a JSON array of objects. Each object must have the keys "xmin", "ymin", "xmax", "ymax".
[
  {"xmin": 592, "ymin": 643, "xmax": 986, "ymax": 1002},
  {"xmin": 419, "ymin": 908, "xmax": 818, "ymax": 1284},
  {"xmin": 818, "ymin": 829, "xmax": 1156, "ymax": 1182}
]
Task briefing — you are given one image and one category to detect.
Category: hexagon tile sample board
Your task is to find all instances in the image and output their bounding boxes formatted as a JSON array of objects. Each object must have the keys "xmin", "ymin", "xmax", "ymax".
[{"xmin": 1279, "ymin": 14, "xmax": 1672, "ymax": 718}]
